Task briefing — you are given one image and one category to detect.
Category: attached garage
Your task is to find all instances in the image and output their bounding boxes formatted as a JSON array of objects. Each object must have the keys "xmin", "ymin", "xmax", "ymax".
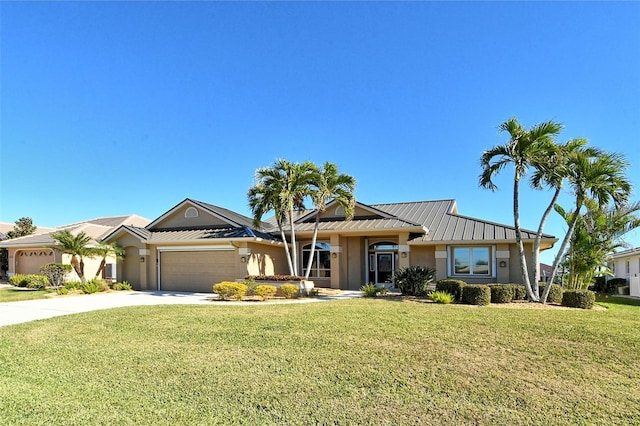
[
  {"xmin": 159, "ymin": 248, "xmax": 235, "ymax": 292},
  {"xmin": 15, "ymin": 249, "xmax": 55, "ymax": 274}
]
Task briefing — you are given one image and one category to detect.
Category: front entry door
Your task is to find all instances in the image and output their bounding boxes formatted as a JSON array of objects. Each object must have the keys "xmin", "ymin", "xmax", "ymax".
[{"xmin": 376, "ymin": 252, "xmax": 395, "ymax": 284}]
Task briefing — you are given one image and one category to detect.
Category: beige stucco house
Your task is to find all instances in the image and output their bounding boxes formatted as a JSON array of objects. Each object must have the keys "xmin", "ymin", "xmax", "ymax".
[
  {"xmin": 609, "ymin": 248, "xmax": 640, "ymax": 297},
  {"xmin": 0, "ymin": 215, "xmax": 150, "ymax": 281},
  {"xmin": 102, "ymin": 198, "xmax": 557, "ymax": 292}
]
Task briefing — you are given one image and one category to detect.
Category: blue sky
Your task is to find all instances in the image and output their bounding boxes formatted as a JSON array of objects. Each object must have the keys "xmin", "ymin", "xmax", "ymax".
[{"xmin": 1, "ymin": 1, "xmax": 639, "ymax": 264}]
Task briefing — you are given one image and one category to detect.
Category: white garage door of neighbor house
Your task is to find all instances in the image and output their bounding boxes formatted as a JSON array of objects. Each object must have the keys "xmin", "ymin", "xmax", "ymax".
[{"xmin": 159, "ymin": 250, "xmax": 235, "ymax": 292}]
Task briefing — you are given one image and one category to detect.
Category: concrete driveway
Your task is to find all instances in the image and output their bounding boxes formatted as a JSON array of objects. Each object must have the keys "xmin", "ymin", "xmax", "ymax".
[{"xmin": 0, "ymin": 289, "xmax": 362, "ymax": 327}]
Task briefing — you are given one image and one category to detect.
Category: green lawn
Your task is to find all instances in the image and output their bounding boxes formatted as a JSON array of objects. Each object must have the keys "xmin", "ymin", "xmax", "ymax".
[
  {"xmin": 1, "ymin": 297, "xmax": 638, "ymax": 425},
  {"xmin": 0, "ymin": 287, "xmax": 55, "ymax": 302}
]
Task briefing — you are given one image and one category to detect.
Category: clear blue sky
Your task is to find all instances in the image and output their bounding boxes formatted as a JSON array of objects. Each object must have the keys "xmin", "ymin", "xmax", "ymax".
[{"xmin": 1, "ymin": 1, "xmax": 639, "ymax": 264}]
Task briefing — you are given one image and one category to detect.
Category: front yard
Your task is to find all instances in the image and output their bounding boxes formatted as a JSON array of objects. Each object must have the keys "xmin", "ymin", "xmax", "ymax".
[{"xmin": 0, "ymin": 297, "xmax": 638, "ymax": 424}]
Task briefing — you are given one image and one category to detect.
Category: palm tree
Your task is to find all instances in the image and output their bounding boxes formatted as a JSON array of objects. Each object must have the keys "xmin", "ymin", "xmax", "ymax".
[
  {"xmin": 565, "ymin": 200, "xmax": 640, "ymax": 289},
  {"xmin": 51, "ymin": 230, "xmax": 93, "ymax": 282},
  {"xmin": 541, "ymin": 149, "xmax": 632, "ymax": 302},
  {"xmin": 529, "ymin": 138, "xmax": 587, "ymax": 288},
  {"xmin": 303, "ymin": 162, "xmax": 356, "ymax": 280},
  {"xmin": 91, "ymin": 242, "xmax": 125, "ymax": 278},
  {"xmin": 248, "ymin": 159, "xmax": 316, "ymax": 276},
  {"xmin": 480, "ymin": 118, "xmax": 563, "ymax": 302}
]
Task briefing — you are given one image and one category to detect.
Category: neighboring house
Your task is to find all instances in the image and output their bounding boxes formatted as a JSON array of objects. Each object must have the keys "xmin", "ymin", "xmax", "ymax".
[
  {"xmin": 609, "ymin": 247, "xmax": 640, "ymax": 297},
  {"xmin": 103, "ymin": 198, "xmax": 557, "ymax": 292},
  {"xmin": 0, "ymin": 215, "xmax": 150, "ymax": 281},
  {"xmin": 0, "ymin": 222, "xmax": 54, "ymax": 241}
]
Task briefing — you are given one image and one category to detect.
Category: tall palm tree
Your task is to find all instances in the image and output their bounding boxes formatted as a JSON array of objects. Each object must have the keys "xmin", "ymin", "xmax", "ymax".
[
  {"xmin": 91, "ymin": 242, "xmax": 125, "ymax": 279},
  {"xmin": 529, "ymin": 138, "xmax": 588, "ymax": 288},
  {"xmin": 303, "ymin": 162, "xmax": 356, "ymax": 280},
  {"xmin": 541, "ymin": 149, "xmax": 631, "ymax": 302},
  {"xmin": 248, "ymin": 159, "xmax": 316, "ymax": 276},
  {"xmin": 480, "ymin": 118, "xmax": 563, "ymax": 302},
  {"xmin": 51, "ymin": 230, "xmax": 93, "ymax": 282}
]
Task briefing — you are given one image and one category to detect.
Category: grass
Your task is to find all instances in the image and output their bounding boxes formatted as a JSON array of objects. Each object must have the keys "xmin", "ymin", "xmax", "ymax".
[
  {"xmin": 0, "ymin": 287, "xmax": 55, "ymax": 302},
  {"xmin": 1, "ymin": 298, "xmax": 639, "ymax": 425}
]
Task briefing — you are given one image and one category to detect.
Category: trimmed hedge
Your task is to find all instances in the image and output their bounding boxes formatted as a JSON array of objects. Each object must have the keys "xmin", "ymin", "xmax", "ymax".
[
  {"xmin": 489, "ymin": 284, "xmax": 515, "ymax": 303},
  {"xmin": 461, "ymin": 285, "xmax": 491, "ymax": 306},
  {"xmin": 8, "ymin": 274, "xmax": 49, "ymax": 289},
  {"xmin": 539, "ymin": 284, "xmax": 563, "ymax": 303},
  {"xmin": 255, "ymin": 285, "xmax": 277, "ymax": 300},
  {"xmin": 561, "ymin": 289, "xmax": 596, "ymax": 309},
  {"xmin": 279, "ymin": 284, "xmax": 299, "ymax": 299},
  {"xmin": 436, "ymin": 279, "xmax": 466, "ymax": 302},
  {"xmin": 213, "ymin": 282, "xmax": 248, "ymax": 300},
  {"xmin": 512, "ymin": 284, "xmax": 527, "ymax": 301}
]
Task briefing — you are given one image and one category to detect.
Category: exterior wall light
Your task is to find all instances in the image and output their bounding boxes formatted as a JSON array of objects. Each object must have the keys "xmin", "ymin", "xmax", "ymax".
[
  {"xmin": 499, "ymin": 261, "xmax": 507, "ymax": 268},
  {"xmin": 400, "ymin": 252, "xmax": 407, "ymax": 258},
  {"xmin": 331, "ymin": 252, "xmax": 337, "ymax": 259},
  {"xmin": 140, "ymin": 257, "xmax": 145, "ymax": 263},
  {"xmin": 240, "ymin": 256, "xmax": 247, "ymax": 263}
]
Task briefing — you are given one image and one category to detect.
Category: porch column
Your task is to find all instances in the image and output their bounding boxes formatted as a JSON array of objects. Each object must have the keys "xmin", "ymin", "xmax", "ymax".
[
  {"xmin": 398, "ymin": 233, "xmax": 410, "ymax": 269},
  {"xmin": 435, "ymin": 245, "xmax": 447, "ymax": 281},
  {"xmin": 139, "ymin": 249, "xmax": 150, "ymax": 290},
  {"xmin": 330, "ymin": 234, "xmax": 342, "ymax": 289}
]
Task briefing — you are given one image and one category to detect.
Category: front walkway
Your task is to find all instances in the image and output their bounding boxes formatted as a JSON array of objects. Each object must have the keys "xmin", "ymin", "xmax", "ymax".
[{"xmin": 0, "ymin": 289, "xmax": 362, "ymax": 327}]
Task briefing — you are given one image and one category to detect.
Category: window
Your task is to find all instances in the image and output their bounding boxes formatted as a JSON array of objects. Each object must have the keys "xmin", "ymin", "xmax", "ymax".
[
  {"xmin": 302, "ymin": 243, "xmax": 331, "ymax": 278},
  {"xmin": 185, "ymin": 207, "xmax": 199, "ymax": 218},
  {"xmin": 451, "ymin": 247, "xmax": 492, "ymax": 276},
  {"xmin": 626, "ymin": 261, "xmax": 630, "ymax": 274}
]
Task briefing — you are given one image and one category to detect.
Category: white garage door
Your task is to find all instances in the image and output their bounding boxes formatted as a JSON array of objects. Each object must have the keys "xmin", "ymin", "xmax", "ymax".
[{"xmin": 159, "ymin": 250, "xmax": 235, "ymax": 292}]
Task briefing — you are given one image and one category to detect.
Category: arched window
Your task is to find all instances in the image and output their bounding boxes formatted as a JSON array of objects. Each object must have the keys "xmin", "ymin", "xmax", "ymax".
[
  {"xmin": 185, "ymin": 207, "xmax": 199, "ymax": 218},
  {"xmin": 302, "ymin": 242, "xmax": 331, "ymax": 279}
]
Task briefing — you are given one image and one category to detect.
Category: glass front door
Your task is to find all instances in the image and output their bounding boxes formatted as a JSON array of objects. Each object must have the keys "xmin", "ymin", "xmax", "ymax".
[{"xmin": 369, "ymin": 252, "xmax": 395, "ymax": 284}]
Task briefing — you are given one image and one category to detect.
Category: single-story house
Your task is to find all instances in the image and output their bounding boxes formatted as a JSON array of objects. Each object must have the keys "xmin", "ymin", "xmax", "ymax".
[
  {"xmin": 102, "ymin": 198, "xmax": 557, "ymax": 292},
  {"xmin": 609, "ymin": 248, "xmax": 640, "ymax": 297},
  {"xmin": 0, "ymin": 215, "xmax": 150, "ymax": 281}
]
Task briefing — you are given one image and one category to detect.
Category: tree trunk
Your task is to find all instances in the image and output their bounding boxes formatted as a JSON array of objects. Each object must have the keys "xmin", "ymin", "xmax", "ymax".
[
  {"xmin": 514, "ymin": 175, "xmax": 538, "ymax": 302},
  {"xmin": 277, "ymin": 221, "xmax": 295, "ymax": 276},
  {"xmin": 288, "ymin": 207, "xmax": 298, "ymax": 276},
  {"xmin": 542, "ymin": 198, "xmax": 583, "ymax": 303},
  {"xmin": 95, "ymin": 258, "xmax": 106, "ymax": 278},
  {"xmin": 532, "ymin": 186, "xmax": 562, "ymax": 293},
  {"xmin": 304, "ymin": 215, "xmax": 321, "ymax": 280}
]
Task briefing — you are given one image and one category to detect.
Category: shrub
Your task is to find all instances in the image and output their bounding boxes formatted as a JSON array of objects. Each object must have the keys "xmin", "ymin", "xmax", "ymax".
[
  {"xmin": 245, "ymin": 275, "xmax": 305, "ymax": 282},
  {"xmin": 243, "ymin": 277, "xmax": 258, "ymax": 296},
  {"xmin": 562, "ymin": 289, "xmax": 596, "ymax": 309},
  {"xmin": 64, "ymin": 280, "xmax": 82, "ymax": 290},
  {"xmin": 255, "ymin": 285, "xmax": 277, "ymax": 300},
  {"xmin": 436, "ymin": 279, "xmax": 466, "ymax": 302},
  {"xmin": 213, "ymin": 282, "xmax": 248, "ymax": 300},
  {"xmin": 8, "ymin": 274, "xmax": 29, "ymax": 287},
  {"xmin": 279, "ymin": 284, "xmax": 299, "ymax": 299},
  {"xmin": 512, "ymin": 284, "xmax": 527, "ymax": 301},
  {"xmin": 81, "ymin": 281, "xmax": 100, "ymax": 294},
  {"xmin": 56, "ymin": 287, "xmax": 69, "ymax": 295},
  {"xmin": 85, "ymin": 278, "xmax": 109, "ymax": 292},
  {"xmin": 361, "ymin": 283, "xmax": 382, "ymax": 297},
  {"xmin": 40, "ymin": 263, "xmax": 72, "ymax": 288},
  {"xmin": 461, "ymin": 285, "xmax": 491, "ymax": 306},
  {"xmin": 430, "ymin": 291, "xmax": 454, "ymax": 304},
  {"xmin": 9, "ymin": 274, "xmax": 49, "ymax": 289},
  {"xmin": 393, "ymin": 266, "xmax": 436, "ymax": 296},
  {"xmin": 489, "ymin": 284, "xmax": 515, "ymax": 304},
  {"xmin": 539, "ymin": 283, "xmax": 563, "ymax": 303},
  {"xmin": 113, "ymin": 281, "xmax": 133, "ymax": 291}
]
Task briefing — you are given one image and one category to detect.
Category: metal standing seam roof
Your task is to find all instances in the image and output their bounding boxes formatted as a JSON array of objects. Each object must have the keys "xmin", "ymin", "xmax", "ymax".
[{"xmin": 272, "ymin": 199, "xmax": 554, "ymax": 243}]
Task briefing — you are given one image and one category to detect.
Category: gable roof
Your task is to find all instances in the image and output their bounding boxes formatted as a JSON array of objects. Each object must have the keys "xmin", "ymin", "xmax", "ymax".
[
  {"xmin": 102, "ymin": 199, "xmax": 279, "ymax": 245},
  {"xmin": 146, "ymin": 198, "xmax": 272, "ymax": 231},
  {"xmin": 0, "ymin": 215, "xmax": 151, "ymax": 248}
]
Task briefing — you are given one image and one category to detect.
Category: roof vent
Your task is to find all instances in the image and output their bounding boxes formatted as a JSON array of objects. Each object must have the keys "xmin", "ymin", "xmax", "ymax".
[
  {"xmin": 185, "ymin": 207, "xmax": 199, "ymax": 218},
  {"xmin": 335, "ymin": 206, "xmax": 345, "ymax": 216}
]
